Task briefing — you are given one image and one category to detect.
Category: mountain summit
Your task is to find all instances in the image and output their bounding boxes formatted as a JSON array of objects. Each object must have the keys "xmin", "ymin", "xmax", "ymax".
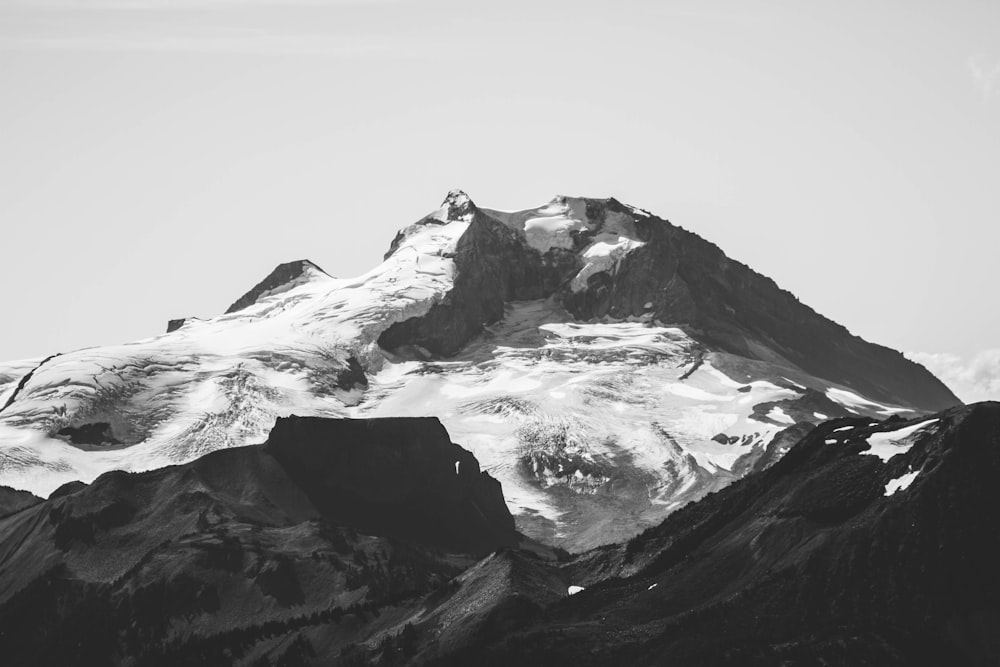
[{"xmin": 0, "ymin": 192, "xmax": 960, "ymax": 549}]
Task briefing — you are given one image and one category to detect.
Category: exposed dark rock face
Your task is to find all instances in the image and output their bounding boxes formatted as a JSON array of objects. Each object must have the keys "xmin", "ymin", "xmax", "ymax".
[
  {"xmin": 333, "ymin": 356, "xmax": 368, "ymax": 392},
  {"xmin": 379, "ymin": 195, "xmax": 578, "ymax": 357},
  {"xmin": 165, "ymin": 318, "xmax": 186, "ymax": 333},
  {"xmin": 731, "ymin": 421, "xmax": 815, "ymax": 477},
  {"xmin": 56, "ymin": 421, "xmax": 122, "ymax": 447},
  {"xmin": 225, "ymin": 259, "xmax": 328, "ymax": 314},
  {"xmin": 438, "ymin": 402, "xmax": 1000, "ymax": 666},
  {"xmin": 560, "ymin": 208, "xmax": 958, "ymax": 412},
  {"xmin": 264, "ymin": 416, "xmax": 517, "ymax": 553}
]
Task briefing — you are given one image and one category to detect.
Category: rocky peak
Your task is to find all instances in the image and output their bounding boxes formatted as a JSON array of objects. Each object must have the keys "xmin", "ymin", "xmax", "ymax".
[
  {"xmin": 224, "ymin": 259, "xmax": 329, "ymax": 314},
  {"xmin": 439, "ymin": 188, "xmax": 476, "ymax": 222},
  {"xmin": 382, "ymin": 190, "xmax": 479, "ymax": 260}
]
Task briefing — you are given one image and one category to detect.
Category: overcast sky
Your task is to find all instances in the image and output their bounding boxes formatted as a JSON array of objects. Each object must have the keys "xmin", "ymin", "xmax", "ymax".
[{"xmin": 1, "ymin": 0, "xmax": 997, "ymax": 401}]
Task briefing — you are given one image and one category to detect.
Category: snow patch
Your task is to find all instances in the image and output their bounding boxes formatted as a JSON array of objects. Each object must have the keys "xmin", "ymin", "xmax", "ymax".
[
  {"xmin": 570, "ymin": 234, "xmax": 645, "ymax": 292},
  {"xmin": 884, "ymin": 469, "xmax": 920, "ymax": 496},
  {"xmin": 826, "ymin": 387, "xmax": 913, "ymax": 416},
  {"xmin": 767, "ymin": 406, "xmax": 795, "ymax": 425},
  {"xmin": 861, "ymin": 419, "xmax": 938, "ymax": 462},
  {"xmin": 568, "ymin": 585, "xmax": 585, "ymax": 595}
]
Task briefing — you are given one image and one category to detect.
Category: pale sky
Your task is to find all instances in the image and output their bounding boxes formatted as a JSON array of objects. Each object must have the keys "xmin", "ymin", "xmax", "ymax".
[{"xmin": 1, "ymin": 0, "xmax": 998, "ymax": 401}]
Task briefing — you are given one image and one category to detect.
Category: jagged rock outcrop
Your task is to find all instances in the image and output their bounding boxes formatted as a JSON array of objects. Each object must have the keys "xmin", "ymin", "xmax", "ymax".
[
  {"xmin": 225, "ymin": 259, "xmax": 329, "ymax": 314},
  {"xmin": 379, "ymin": 192, "xmax": 578, "ymax": 356},
  {"xmin": 264, "ymin": 416, "xmax": 517, "ymax": 553}
]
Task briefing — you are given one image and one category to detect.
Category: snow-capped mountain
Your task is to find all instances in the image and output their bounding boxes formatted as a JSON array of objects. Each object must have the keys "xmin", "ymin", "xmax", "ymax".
[{"xmin": 0, "ymin": 191, "xmax": 959, "ymax": 550}]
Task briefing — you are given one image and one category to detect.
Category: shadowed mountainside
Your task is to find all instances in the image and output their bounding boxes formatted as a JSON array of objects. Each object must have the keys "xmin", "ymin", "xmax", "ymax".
[
  {"xmin": 431, "ymin": 402, "xmax": 1000, "ymax": 666},
  {"xmin": 0, "ymin": 406, "xmax": 997, "ymax": 665},
  {"xmin": 0, "ymin": 416, "xmax": 517, "ymax": 666}
]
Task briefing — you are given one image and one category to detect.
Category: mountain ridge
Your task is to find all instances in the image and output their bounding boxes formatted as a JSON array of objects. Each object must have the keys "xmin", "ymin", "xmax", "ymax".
[
  {"xmin": 0, "ymin": 404, "xmax": 996, "ymax": 665},
  {"xmin": 427, "ymin": 401, "xmax": 1000, "ymax": 665}
]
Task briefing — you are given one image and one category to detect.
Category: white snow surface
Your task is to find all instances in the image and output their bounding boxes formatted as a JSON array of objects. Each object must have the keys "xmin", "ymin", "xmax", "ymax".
[
  {"xmin": 0, "ymin": 357, "xmax": 42, "ymax": 407},
  {"xmin": 861, "ymin": 419, "xmax": 939, "ymax": 462},
  {"xmin": 0, "ymin": 213, "xmax": 470, "ymax": 496},
  {"xmin": 826, "ymin": 387, "xmax": 914, "ymax": 417},
  {"xmin": 567, "ymin": 585, "xmax": 585, "ymax": 595},
  {"xmin": 884, "ymin": 469, "xmax": 920, "ymax": 496},
  {"xmin": 355, "ymin": 300, "xmax": 796, "ymax": 519},
  {"xmin": 767, "ymin": 406, "xmax": 795, "ymax": 425}
]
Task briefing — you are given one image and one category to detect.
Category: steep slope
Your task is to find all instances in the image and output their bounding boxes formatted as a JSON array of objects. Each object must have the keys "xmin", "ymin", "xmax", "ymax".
[
  {"xmin": 0, "ymin": 484, "xmax": 40, "ymax": 518},
  {"xmin": 0, "ymin": 191, "xmax": 960, "ymax": 550},
  {"xmin": 432, "ymin": 402, "xmax": 1000, "ymax": 666},
  {"xmin": 0, "ymin": 416, "xmax": 516, "ymax": 666}
]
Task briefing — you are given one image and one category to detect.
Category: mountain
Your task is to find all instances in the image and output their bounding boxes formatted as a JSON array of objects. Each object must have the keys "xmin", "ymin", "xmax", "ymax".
[
  {"xmin": 426, "ymin": 401, "xmax": 1000, "ymax": 666},
  {"xmin": 0, "ymin": 404, "xmax": 996, "ymax": 665},
  {"xmin": 0, "ymin": 416, "xmax": 518, "ymax": 666},
  {"xmin": 0, "ymin": 191, "xmax": 960, "ymax": 550}
]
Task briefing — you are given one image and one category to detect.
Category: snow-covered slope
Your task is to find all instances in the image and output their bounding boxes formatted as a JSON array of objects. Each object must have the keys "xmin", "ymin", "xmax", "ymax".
[
  {"xmin": 0, "ymin": 190, "xmax": 956, "ymax": 550},
  {"xmin": 0, "ymin": 195, "xmax": 472, "ymax": 495}
]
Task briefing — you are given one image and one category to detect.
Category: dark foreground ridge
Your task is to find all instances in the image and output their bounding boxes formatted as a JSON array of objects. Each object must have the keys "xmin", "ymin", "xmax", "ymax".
[
  {"xmin": 437, "ymin": 402, "xmax": 1000, "ymax": 666},
  {"xmin": 263, "ymin": 416, "xmax": 516, "ymax": 552},
  {"xmin": 0, "ymin": 416, "xmax": 517, "ymax": 666},
  {"xmin": 1, "ymin": 405, "xmax": 998, "ymax": 665},
  {"xmin": 0, "ymin": 485, "xmax": 41, "ymax": 518}
]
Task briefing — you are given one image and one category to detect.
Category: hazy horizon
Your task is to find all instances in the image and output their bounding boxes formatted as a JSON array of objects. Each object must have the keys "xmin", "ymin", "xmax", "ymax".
[{"xmin": 1, "ymin": 0, "xmax": 998, "ymax": 402}]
